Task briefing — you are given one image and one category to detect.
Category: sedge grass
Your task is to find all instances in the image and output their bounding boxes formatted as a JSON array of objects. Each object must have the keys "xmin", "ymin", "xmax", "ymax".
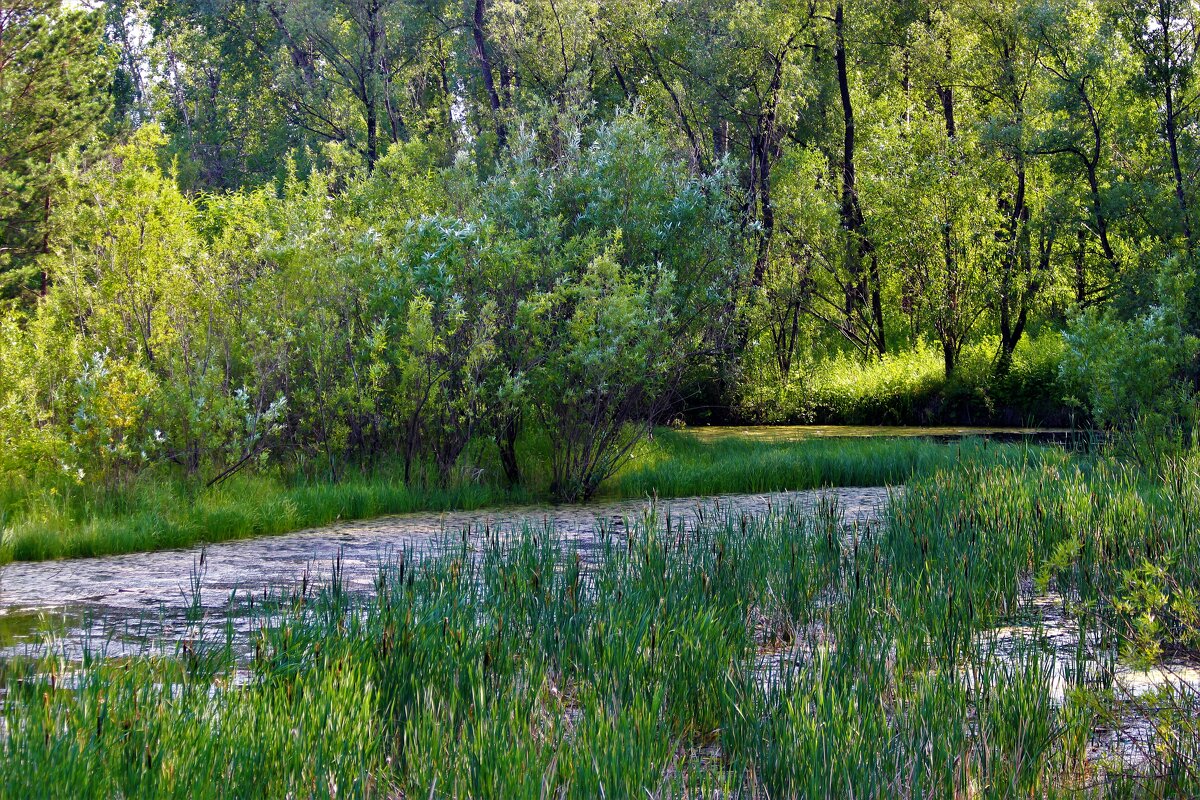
[{"xmin": 5, "ymin": 456, "xmax": 1199, "ymax": 798}]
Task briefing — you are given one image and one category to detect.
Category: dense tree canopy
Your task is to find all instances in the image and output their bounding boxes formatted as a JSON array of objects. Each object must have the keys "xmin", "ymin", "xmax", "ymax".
[
  {"xmin": 2, "ymin": 0, "xmax": 1200, "ymax": 496},
  {"xmin": 0, "ymin": 0, "xmax": 111, "ymax": 295}
]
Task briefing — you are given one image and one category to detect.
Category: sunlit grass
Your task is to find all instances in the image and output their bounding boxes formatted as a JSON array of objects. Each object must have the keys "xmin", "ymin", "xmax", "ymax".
[
  {"xmin": 738, "ymin": 330, "xmax": 1075, "ymax": 427},
  {"xmin": 0, "ymin": 429, "xmax": 1031, "ymax": 563},
  {"xmin": 608, "ymin": 428, "xmax": 1013, "ymax": 498}
]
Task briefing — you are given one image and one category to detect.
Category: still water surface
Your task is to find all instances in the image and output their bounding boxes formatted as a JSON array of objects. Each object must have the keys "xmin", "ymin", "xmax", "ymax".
[{"xmin": 0, "ymin": 486, "xmax": 891, "ymax": 655}]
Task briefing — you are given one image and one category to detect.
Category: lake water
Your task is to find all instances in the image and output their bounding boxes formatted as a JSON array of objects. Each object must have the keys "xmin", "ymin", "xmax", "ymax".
[{"xmin": 0, "ymin": 486, "xmax": 892, "ymax": 657}]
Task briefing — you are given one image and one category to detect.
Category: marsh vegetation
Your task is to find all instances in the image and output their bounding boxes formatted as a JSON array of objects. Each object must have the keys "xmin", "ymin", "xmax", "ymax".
[
  {"xmin": 8, "ymin": 0, "xmax": 1200, "ymax": 794},
  {"xmin": 4, "ymin": 443, "xmax": 1200, "ymax": 797}
]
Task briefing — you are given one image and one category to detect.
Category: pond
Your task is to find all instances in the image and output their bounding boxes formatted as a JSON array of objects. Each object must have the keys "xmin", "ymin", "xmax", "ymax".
[
  {"xmin": 0, "ymin": 486, "xmax": 892, "ymax": 657},
  {"xmin": 0, "ymin": 424, "xmax": 1073, "ymax": 656}
]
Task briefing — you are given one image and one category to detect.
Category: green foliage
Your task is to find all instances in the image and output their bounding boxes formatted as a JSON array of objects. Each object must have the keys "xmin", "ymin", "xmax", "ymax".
[
  {"xmin": 1062, "ymin": 273, "xmax": 1200, "ymax": 461},
  {"xmin": 0, "ymin": 111, "xmax": 733, "ymax": 506},
  {"xmin": 8, "ymin": 0, "xmax": 1200, "ymax": 558},
  {"xmin": 739, "ymin": 330, "xmax": 1075, "ymax": 426},
  {"xmin": 0, "ymin": 0, "xmax": 112, "ymax": 297},
  {"xmin": 521, "ymin": 241, "xmax": 679, "ymax": 499}
]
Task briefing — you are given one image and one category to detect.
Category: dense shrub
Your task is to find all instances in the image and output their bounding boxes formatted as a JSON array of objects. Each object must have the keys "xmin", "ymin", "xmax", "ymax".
[
  {"xmin": 0, "ymin": 116, "xmax": 738, "ymax": 505},
  {"xmin": 1061, "ymin": 276, "xmax": 1200, "ymax": 463}
]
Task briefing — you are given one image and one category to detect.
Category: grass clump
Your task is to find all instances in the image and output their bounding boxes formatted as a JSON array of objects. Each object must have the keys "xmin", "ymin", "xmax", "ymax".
[
  {"xmin": 609, "ymin": 428, "xmax": 985, "ymax": 498},
  {"xmin": 0, "ymin": 469, "xmax": 530, "ymax": 563}
]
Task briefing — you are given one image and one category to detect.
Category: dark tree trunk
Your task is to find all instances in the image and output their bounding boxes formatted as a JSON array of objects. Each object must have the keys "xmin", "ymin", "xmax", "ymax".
[
  {"xmin": 834, "ymin": 1, "xmax": 885, "ymax": 356},
  {"xmin": 935, "ymin": 38, "xmax": 961, "ymax": 378},
  {"xmin": 754, "ymin": 131, "xmax": 775, "ymax": 287},
  {"xmin": 997, "ymin": 154, "xmax": 1029, "ymax": 374},
  {"xmin": 473, "ymin": 0, "xmax": 507, "ymax": 150},
  {"xmin": 365, "ymin": 95, "xmax": 378, "ymax": 170},
  {"xmin": 1079, "ymin": 88, "xmax": 1117, "ymax": 270},
  {"xmin": 364, "ymin": 0, "xmax": 382, "ymax": 171},
  {"xmin": 995, "ymin": 36, "xmax": 1035, "ymax": 377},
  {"xmin": 1165, "ymin": 81, "xmax": 1193, "ymax": 248},
  {"xmin": 1075, "ymin": 227, "xmax": 1088, "ymax": 307},
  {"xmin": 943, "ymin": 338, "xmax": 957, "ymax": 376},
  {"xmin": 496, "ymin": 414, "xmax": 520, "ymax": 486}
]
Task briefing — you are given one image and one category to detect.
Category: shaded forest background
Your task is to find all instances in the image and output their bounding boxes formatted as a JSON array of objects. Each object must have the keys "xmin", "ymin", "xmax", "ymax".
[{"xmin": 3, "ymin": 0, "xmax": 1200, "ymax": 498}]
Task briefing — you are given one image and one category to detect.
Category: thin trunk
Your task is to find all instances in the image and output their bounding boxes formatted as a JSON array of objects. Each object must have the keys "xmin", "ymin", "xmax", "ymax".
[
  {"xmin": 1075, "ymin": 227, "xmax": 1088, "ymax": 307},
  {"xmin": 1158, "ymin": 7, "xmax": 1194, "ymax": 248},
  {"xmin": 835, "ymin": 1, "xmax": 884, "ymax": 356},
  {"xmin": 267, "ymin": 2, "xmax": 318, "ymax": 88},
  {"xmin": 363, "ymin": 0, "xmax": 381, "ymax": 171},
  {"xmin": 998, "ymin": 153, "xmax": 1029, "ymax": 371},
  {"xmin": 496, "ymin": 414, "xmax": 520, "ymax": 485},
  {"xmin": 1165, "ymin": 82, "xmax": 1193, "ymax": 247},
  {"xmin": 937, "ymin": 38, "xmax": 959, "ymax": 377},
  {"xmin": 472, "ymin": 0, "xmax": 507, "ymax": 150},
  {"xmin": 1080, "ymin": 88, "xmax": 1116, "ymax": 268},
  {"xmin": 645, "ymin": 44, "xmax": 704, "ymax": 171},
  {"xmin": 381, "ymin": 40, "xmax": 406, "ymax": 145},
  {"xmin": 365, "ymin": 94, "xmax": 378, "ymax": 170},
  {"xmin": 1085, "ymin": 161, "xmax": 1116, "ymax": 265},
  {"xmin": 941, "ymin": 222, "xmax": 958, "ymax": 376},
  {"xmin": 748, "ymin": 36, "xmax": 792, "ymax": 289},
  {"xmin": 755, "ymin": 133, "xmax": 775, "ymax": 287},
  {"xmin": 996, "ymin": 35, "xmax": 1031, "ymax": 376}
]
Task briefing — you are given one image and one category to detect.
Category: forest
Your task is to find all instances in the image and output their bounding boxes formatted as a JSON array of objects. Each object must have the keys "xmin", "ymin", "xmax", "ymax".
[
  {"xmin": 9, "ymin": 2, "xmax": 1200, "ymax": 797},
  {"xmin": 4, "ymin": 0, "xmax": 1200, "ymax": 510}
]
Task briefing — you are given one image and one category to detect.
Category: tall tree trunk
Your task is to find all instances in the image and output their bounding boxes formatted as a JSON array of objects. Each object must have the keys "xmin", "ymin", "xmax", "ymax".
[
  {"xmin": 365, "ymin": 94, "xmax": 378, "ymax": 170},
  {"xmin": 996, "ymin": 36, "xmax": 1032, "ymax": 377},
  {"xmin": 364, "ymin": 0, "xmax": 381, "ymax": 171},
  {"xmin": 1075, "ymin": 227, "xmax": 1088, "ymax": 306},
  {"xmin": 1080, "ymin": 90, "xmax": 1117, "ymax": 270},
  {"xmin": 755, "ymin": 132, "xmax": 775, "ymax": 287},
  {"xmin": 935, "ymin": 38, "xmax": 960, "ymax": 377},
  {"xmin": 834, "ymin": 1, "xmax": 885, "ymax": 356},
  {"xmin": 943, "ymin": 337, "xmax": 957, "ymax": 376},
  {"xmin": 267, "ymin": 2, "xmax": 318, "ymax": 88},
  {"xmin": 472, "ymin": 0, "xmax": 507, "ymax": 150},
  {"xmin": 1156, "ymin": 6, "xmax": 1194, "ymax": 248},
  {"xmin": 997, "ymin": 151, "xmax": 1029, "ymax": 374},
  {"xmin": 1164, "ymin": 81, "xmax": 1193, "ymax": 248}
]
